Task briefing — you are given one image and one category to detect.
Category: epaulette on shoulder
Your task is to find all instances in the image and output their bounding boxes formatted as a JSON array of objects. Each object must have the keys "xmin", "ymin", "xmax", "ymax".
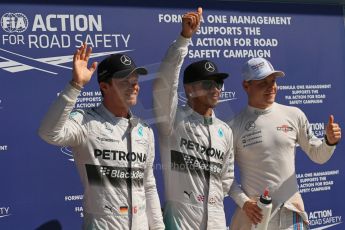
[
  {"xmin": 139, "ymin": 119, "xmax": 151, "ymax": 129},
  {"xmin": 69, "ymin": 109, "xmax": 84, "ymax": 118},
  {"xmin": 85, "ymin": 107, "xmax": 101, "ymax": 119}
]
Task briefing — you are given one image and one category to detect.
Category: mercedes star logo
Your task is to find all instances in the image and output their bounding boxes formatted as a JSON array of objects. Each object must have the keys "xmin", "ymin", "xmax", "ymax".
[
  {"xmin": 205, "ymin": 62, "xmax": 215, "ymax": 72},
  {"xmin": 120, "ymin": 55, "xmax": 132, "ymax": 65},
  {"xmin": 245, "ymin": 121, "xmax": 256, "ymax": 131}
]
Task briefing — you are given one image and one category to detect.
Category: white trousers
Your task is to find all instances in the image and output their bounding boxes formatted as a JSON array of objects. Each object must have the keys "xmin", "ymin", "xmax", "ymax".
[{"xmin": 230, "ymin": 207, "xmax": 309, "ymax": 230}]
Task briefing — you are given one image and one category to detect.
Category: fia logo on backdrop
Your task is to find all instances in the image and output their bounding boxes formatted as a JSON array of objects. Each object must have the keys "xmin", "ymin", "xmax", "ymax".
[
  {"xmin": 1, "ymin": 13, "xmax": 28, "ymax": 33},
  {"xmin": 0, "ymin": 11, "xmax": 132, "ymax": 75}
]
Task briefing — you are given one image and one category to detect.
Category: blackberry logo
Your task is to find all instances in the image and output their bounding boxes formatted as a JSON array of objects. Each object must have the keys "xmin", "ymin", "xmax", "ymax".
[{"xmin": 1, "ymin": 13, "xmax": 28, "ymax": 33}]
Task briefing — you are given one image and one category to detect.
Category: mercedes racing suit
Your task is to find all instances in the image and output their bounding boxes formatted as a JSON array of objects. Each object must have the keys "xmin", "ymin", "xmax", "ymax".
[
  {"xmin": 228, "ymin": 103, "xmax": 336, "ymax": 230},
  {"xmin": 153, "ymin": 36, "xmax": 234, "ymax": 230},
  {"xmin": 39, "ymin": 83, "xmax": 164, "ymax": 230}
]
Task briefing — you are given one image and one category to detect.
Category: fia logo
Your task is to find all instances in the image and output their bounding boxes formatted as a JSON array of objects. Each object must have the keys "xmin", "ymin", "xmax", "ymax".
[{"xmin": 1, "ymin": 13, "xmax": 28, "ymax": 33}]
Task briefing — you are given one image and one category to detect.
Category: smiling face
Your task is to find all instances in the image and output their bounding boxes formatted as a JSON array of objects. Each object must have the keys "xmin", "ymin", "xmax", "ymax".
[
  {"xmin": 113, "ymin": 73, "xmax": 140, "ymax": 107},
  {"xmin": 184, "ymin": 79, "xmax": 224, "ymax": 116},
  {"xmin": 243, "ymin": 74, "xmax": 278, "ymax": 109},
  {"xmin": 100, "ymin": 72, "xmax": 140, "ymax": 112}
]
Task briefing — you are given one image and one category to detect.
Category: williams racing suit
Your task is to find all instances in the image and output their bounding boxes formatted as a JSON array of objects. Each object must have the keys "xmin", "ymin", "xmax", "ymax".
[
  {"xmin": 153, "ymin": 36, "xmax": 234, "ymax": 230},
  {"xmin": 228, "ymin": 103, "xmax": 336, "ymax": 230},
  {"xmin": 39, "ymin": 83, "xmax": 164, "ymax": 230}
]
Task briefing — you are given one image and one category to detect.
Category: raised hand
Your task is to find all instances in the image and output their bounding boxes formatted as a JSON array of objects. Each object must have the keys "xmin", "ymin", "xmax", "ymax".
[
  {"xmin": 181, "ymin": 7, "xmax": 203, "ymax": 38},
  {"xmin": 325, "ymin": 115, "xmax": 341, "ymax": 145},
  {"xmin": 72, "ymin": 43, "xmax": 98, "ymax": 87}
]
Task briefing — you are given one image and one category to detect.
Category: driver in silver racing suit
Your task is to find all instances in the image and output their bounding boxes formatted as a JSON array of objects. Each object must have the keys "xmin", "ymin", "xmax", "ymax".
[
  {"xmin": 39, "ymin": 44, "xmax": 164, "ymax": 230},
  {"xmin": 153, "ymin": 7, "xmax": 234, "ymax": 230}
]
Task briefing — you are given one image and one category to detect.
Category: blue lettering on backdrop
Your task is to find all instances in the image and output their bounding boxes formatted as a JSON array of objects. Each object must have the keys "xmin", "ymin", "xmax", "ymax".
[{"xmin": 0, "ymin": 1, "xmax": 344, "ymax": 229}]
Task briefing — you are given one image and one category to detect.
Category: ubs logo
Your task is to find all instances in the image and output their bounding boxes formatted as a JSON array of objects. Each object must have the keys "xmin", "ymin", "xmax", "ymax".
[{"xmin": 1, "ymin": 13, "xmax": 28, "ymax": 33}]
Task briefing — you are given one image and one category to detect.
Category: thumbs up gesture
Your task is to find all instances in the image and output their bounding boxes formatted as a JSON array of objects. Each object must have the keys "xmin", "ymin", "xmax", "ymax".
[
  {"xmin": 325, "ymin": 115, "xmax": 341, "ymax": 145},
  {"xmin": 181, "ymin": 7, "xmax": 203, "ymax": 38}
]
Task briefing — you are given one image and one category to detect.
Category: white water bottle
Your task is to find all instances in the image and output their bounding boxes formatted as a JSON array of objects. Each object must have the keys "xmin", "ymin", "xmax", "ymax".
[{"xmin": 251, "ymin": 188, "xmax": 272, "ymax": 230}]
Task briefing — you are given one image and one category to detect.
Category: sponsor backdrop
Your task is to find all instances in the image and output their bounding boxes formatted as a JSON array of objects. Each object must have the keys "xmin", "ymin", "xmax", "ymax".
[{"xmin": 0, "ymin": 0, "xmax": 344, "ymax": 229}]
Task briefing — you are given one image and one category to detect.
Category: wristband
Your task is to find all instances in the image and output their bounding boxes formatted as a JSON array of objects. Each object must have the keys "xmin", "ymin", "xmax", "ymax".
[
  {"xmin": 324, "ymin": 135, "xmax": 338, "ymax": 146},
  {"xmin": 70, "ymin": 80, "xmax": 83, "ymax": 90}
]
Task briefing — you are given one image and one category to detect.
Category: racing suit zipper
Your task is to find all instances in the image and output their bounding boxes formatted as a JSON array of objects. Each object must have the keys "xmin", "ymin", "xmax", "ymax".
[
  {"xmin": 205, "ymin": 118, "xmax": 212, "ymax": 230},
  {"xmin": 128, "ymin": 118, "xmax": 133, "ymax": 229}
]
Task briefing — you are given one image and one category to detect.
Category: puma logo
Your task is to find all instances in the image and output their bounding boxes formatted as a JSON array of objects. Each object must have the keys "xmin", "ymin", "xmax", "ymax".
[
  {"xmin": 184, "ymin": 191, "xmax": 193, "ymax": 199},
  {"xmin": 105, "ymin": 205, "xmax": 113, "ymax": 212}
]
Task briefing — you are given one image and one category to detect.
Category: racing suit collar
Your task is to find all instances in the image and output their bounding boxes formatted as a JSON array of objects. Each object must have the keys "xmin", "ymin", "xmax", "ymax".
[
  {"xmin": 247, "ymin": 102, "xmax": 275, "ymax": 115},
  {"xmin": 100, "ymin": 104, "xmax": 139, "ymax": 127},
  {"xmin": 183, "ymin": 104, "xmax": 216, "ymax": 125}
]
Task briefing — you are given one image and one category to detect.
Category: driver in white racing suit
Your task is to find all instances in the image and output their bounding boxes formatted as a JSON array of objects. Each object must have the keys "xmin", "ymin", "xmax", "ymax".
[
  {"xmin": 39, "ymin": 44, "xmax": 164, "ymax": 230},
  {"xmin": 153, "ymin": 7, "xmax": 234, "ymax": 230},
  {"xmin": 228, "ymin": 57, "xmax": 342, "ymax": 230}
]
